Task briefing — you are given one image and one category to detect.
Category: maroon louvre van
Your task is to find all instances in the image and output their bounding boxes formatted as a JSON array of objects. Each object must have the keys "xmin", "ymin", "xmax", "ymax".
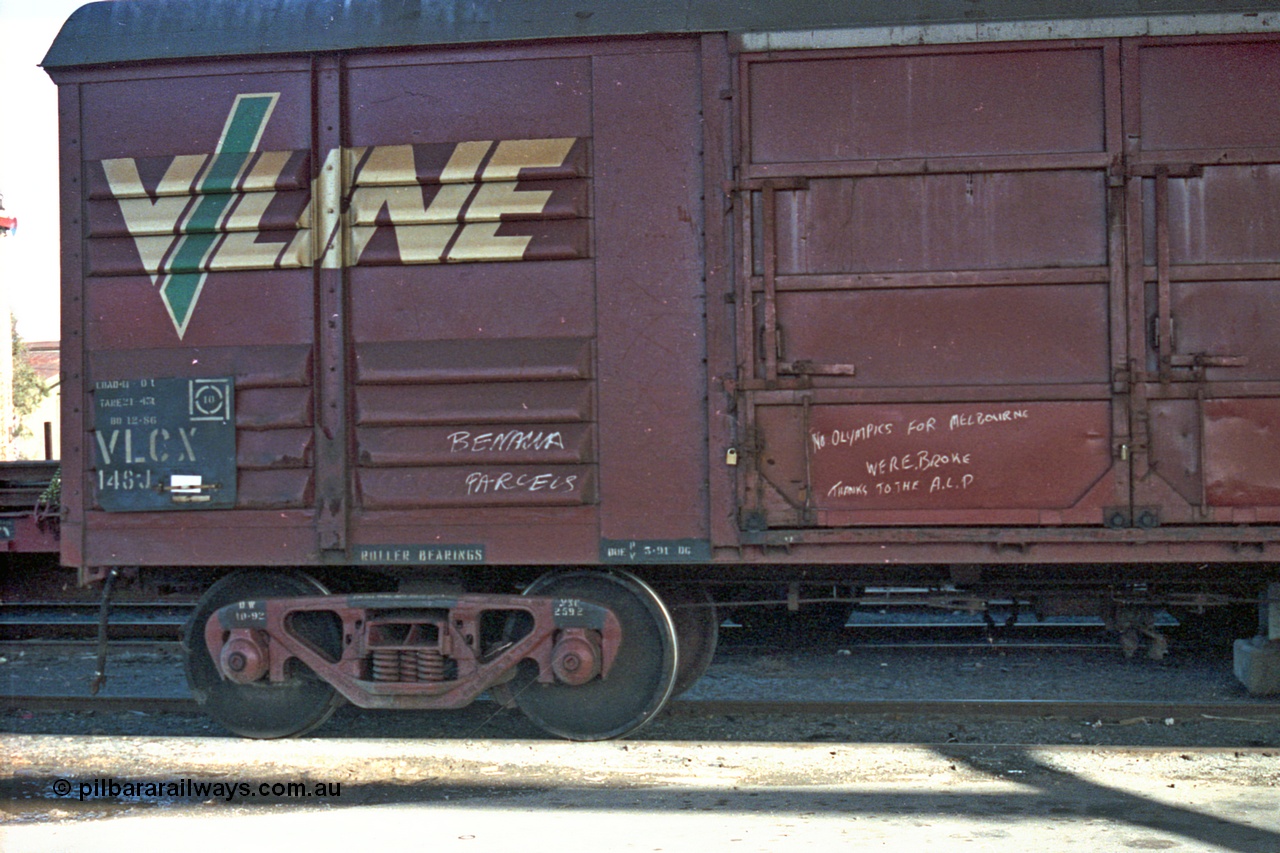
[{"xmin": 40, "ymin": 0, "xmax": 1280, "ymax": 738}]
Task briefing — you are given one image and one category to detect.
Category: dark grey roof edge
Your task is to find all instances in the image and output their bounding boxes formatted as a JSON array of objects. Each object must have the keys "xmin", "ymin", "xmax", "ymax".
[{"xmin": 43, "ymin": 0, "xmax": 1280, "ymax": 69}]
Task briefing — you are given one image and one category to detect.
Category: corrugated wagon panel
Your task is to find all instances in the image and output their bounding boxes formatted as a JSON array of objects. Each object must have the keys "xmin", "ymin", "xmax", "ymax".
[
  {"xmin": 735, "ymin": 39, "xmax": 1125, "ymax": 532},
  {"xmin": 1137, "ymin": 40, "xmax": 1280, "ymax": 151},
  {"xmin": 87, "ymin": 345, "xmax": 313, "ymax": 388},
  {"xmin": 1204, "ymin": 399, "xmax": 1280, "ymax": 508},
  {"xmin": 1128, "ymin": 36, "xmax": 1280, "ymax": 526},
  {"xmin": 359, "ymin": 466, "xmax": 595, "ymax": 510},
  {"xmin": 592, "ymin": 45, "xmax": 709, "ymax": 545},
  {"xmin": 358, "ymin": 425, "xmax": 593, "ymax": 468},
  {"xmin": 348, "ymin": 261, "xmax": 596, "ymax": 342},
  {"xmin": 346, "ymin": 56, "xmax": 592, "ymax": 145},
  {"xmin": 771, "ymin": 172, "xmax": 1108, "ymax": 274},
  {"xmin": 1143, "ymin": 168, "xmax": 1280, "ymax": 268},
  {"xmin": 237, "ymin": 429, "xmax": 315, "ymax": 470},
  {"xmin": 68, "ymin": 62, "xmax": 322, "ymax": 555},
  {"xmin": 354, "ymin": 382, "xmax": 593, "ymax": 427},
  {"xmin": 84, "ymin": 273, "xmax": 315, "ymax": 350},
  {"xmin": 1169, "ymin": 280, "xmax": 1280, "ymax": 383},
  {"xmin": 79, "ymin": 70, "xmax": 313, "ymax": 161},
  {"xmin": 50, "ymin": 6, "xmax": 1280, "ymax": 576},
  {"xmin": 354, "ymin": 338, "xmax": 593, "ymax": 384},
  {"xmin": 774, "ymin": 284, "xmax": 1111, "ymax": 388},
  {"xmin": 802, "ymin": 401, "xmax": 1112, "ymax": 514},
  {"xmin": 344, "ymin": 49, "xmax": 604, "ymax": 541},
  {"xmin": 748, "ymin": 47, "xmax": 1106, "ymax": 164}
]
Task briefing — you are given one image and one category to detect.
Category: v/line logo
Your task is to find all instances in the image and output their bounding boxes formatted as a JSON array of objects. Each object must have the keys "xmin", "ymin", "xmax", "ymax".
[
  {"xmin": 102, "ymin": 93, "xmax": 280, "ymax": 338},
  {"xmin": 98, "ymin": 92, "xmax": 586, "ymax": 338}
]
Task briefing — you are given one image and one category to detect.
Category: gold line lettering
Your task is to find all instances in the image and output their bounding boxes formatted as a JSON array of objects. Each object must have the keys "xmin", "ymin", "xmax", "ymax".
[
  {"xmin": 101, "ymin": 155, "xmax": 207, "ymax": 281},
  {"xmin": 440, "ymin": 140, "xmax": 492, "ymax": 183},
  {"xmin": 482, "ymin": 138, "xmax": 575, "ymax": 181}
]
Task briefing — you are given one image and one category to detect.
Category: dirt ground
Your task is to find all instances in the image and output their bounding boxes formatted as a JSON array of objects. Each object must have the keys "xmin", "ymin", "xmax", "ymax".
[{"xmin": 2, "ymin": 733, "xmax": 1278, "ymax": 851}]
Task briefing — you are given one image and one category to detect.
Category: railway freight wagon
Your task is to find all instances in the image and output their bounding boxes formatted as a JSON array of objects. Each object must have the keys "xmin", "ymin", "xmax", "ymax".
[{"xmin": 42, "ymin": 0, "xmax": 1280, "ymax": 738}]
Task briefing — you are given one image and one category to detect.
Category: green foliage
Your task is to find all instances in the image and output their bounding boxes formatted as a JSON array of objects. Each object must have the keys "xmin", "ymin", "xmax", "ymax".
[
  {"xmin": 11, "ymin": 317, "xmax": 49, "ymax": 424},
  {"xmin": 39, "ymin": 468, "xmax": 61, "ymax": 508}
]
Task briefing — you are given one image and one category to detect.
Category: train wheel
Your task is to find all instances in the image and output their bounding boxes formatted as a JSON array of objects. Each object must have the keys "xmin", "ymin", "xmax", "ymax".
[
  {"xmin": 511, "ymin": 570, "xmax": 678, "ymax": 740},
  {"xmin": 183, "ymin": 570, "xmax": 343, "ymax": 739},
  {"xmin": 658, "ymin": 584, "xmax": 719, "ymax": 696}
]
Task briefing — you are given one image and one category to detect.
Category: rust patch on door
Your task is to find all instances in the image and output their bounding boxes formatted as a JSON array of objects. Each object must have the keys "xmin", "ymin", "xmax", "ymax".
[{"xmin": 1204, "ymin": 399, "xmax": 1280, "ymax": 507}]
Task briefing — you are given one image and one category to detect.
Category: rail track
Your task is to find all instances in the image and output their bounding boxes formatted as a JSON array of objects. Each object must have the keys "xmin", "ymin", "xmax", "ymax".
[
  {"xmin": 0, "ymin": 602, "xmax": 188, "ymax": 643},
  {"xmin": 4, "ymin": 693, "xmax": 1279, "ymax": 724},
  {"xmin": 4, "ymin": 601, "xmax": 1271, "ymax": 733},
  {"xmin": 0, "ymin": 600, "xmax": 1183, "ymax": 649},
  {"xmin": 669, "ymin": 698, "xmax": 1280, "ymax": 721}
]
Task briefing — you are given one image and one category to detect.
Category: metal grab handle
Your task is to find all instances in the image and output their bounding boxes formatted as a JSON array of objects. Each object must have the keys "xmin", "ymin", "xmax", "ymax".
[
  {"xmin": 157, "ymin": 481, "xmax": 222, "ymax": 493},
  {"xmin": 1168, "ymin": 354, "xmax": 1249, "ymax": 369}
]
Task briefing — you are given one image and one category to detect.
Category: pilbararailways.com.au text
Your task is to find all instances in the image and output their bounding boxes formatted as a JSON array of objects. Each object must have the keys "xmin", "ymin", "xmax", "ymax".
[{"xmin": 52, "ymin": 778, "xmax": 341, "ymax": 802}]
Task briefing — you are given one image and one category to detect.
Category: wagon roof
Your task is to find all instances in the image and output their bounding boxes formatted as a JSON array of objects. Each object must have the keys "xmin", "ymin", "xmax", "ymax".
[{"xmin": 42, "ymin": 0, "xmax": 1280, "ymax": 69}]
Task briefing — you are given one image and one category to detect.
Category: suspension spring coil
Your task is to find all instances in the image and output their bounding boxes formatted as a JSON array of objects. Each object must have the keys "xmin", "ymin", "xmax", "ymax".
[
  {"xmin": 398, "ymin": 650, "xmax": 418, "ymax": 682},
  {"xmin": 369, "ymin": 649, "xmax": 448, "ymax": 682},
  {"xmin": 370, "ymin": 649, "xmax": 400, "ymax": 682},
  {"xmin": 416, "ymin": 649, "xmax": 446, "ymax": 682}
]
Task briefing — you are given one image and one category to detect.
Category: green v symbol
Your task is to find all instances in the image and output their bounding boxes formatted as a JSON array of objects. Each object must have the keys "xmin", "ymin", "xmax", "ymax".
[{"xmin": 159, "ymin": 93, "xmax": 279, "ymax": 337}]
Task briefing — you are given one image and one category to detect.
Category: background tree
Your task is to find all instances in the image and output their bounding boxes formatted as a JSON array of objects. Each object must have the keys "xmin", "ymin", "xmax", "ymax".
[{"xmin": 10, "ymin": 316, "xmax": 47, "ymax": 441}]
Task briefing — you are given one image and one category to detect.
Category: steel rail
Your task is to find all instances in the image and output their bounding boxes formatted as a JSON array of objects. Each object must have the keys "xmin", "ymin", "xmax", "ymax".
[
  {"xmin": 4, "ymin": 694, "xmax": 1278, "ymax": 722},
  {"xmin": 0, "ymin": 639, "xmax": 181, "ymax": 655},
  {"xmin": 1, "ymin": 695, "xmax": 198, "ymax": 713},
  {"xmin": 0, "ymin": 623, "xmax": 184, "ymax": 642},
  {"xmin": 665, "ymin": 698, "xmax": 1280, "ymax": 720},
  {"xmin": 0, "ymin": 602, "xmax": 189, "ymax": 642}
]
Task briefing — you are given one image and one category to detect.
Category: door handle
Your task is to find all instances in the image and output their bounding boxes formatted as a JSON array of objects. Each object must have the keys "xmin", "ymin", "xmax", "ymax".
[{"xmin": 1169, "ymin": 354, "xmax": 1249, "ymax": 369}]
